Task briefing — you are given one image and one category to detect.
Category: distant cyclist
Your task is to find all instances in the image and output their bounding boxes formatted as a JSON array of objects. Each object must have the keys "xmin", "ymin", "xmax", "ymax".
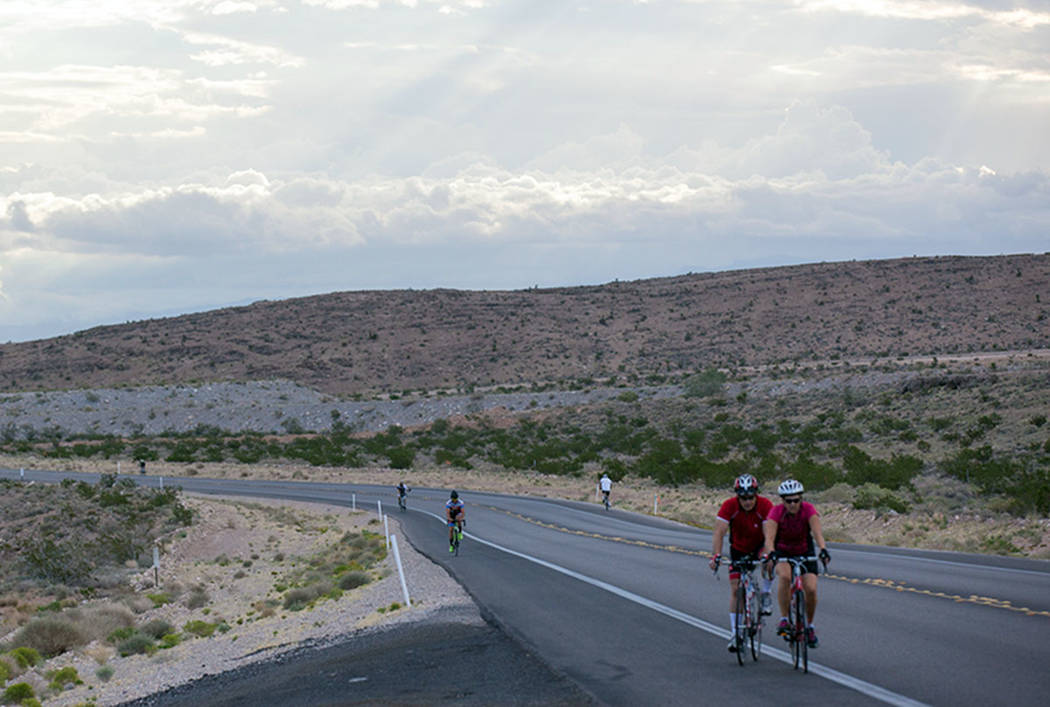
[
  {"xmin": 761, "ymin": 479, "xmax": 831, "ymax": 648},
  {"xmin": 709, "ymin": 474, "xmax": 774, "ymax": 652},
  {"xmin": 396, "ymin": 481, "xmax": 410, "ymax": 509},
  {"xmin": 599, "ymin": 473, "xmax": 612, "ymax": 508},
  {"xmin": 446, "ymin": 490, "xmax": 465, "ymax": 553}
]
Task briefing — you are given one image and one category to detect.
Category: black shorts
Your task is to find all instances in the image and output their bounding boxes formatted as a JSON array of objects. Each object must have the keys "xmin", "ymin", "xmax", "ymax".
[
  {"xmin": 729, "ymin": 548, "xmax": 761, "ymax": 578},
  {"xmin": 777, "ymin": 554, "xmax": 819, "ymax": 575}
]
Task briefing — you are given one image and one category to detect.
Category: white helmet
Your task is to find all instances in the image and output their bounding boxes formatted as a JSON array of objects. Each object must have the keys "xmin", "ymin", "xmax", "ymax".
[{"xmin": 777, "ymin": 479, "xmax": 804, "ymax": 496}]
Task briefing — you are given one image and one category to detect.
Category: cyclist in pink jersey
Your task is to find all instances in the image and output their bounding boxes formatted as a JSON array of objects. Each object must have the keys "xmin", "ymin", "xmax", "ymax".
[
  {"xmin": 761, "ymin": 479, "xmax": 830, "ymax": 648},
  {"xmin": 709, "ymin": 474, "xmax": 775, "ymax": 652}
]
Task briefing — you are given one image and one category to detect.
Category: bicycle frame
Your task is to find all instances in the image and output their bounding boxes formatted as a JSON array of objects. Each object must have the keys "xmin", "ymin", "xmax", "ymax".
[
  {"xmin": 781, "ymin": 556, "xmax": 817, "ymax": 673},
  {"xmin": 715, "ymin": 558, "xmax": 763, "ymax": 664}
]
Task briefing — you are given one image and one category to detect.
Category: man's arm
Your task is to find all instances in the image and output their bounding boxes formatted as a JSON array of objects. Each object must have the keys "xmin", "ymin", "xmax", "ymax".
[{"xmin": 709, "ymin": 518, "xmax": 728, "ymax": 569}]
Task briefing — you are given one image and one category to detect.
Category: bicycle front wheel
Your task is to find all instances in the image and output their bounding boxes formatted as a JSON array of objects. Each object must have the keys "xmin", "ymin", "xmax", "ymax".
[
  {"xmin": 749, "ymin": 586, "xmax": 762, "ymax": 661},
  {"xmin": 794, "ymin": 588, "xmax": 807, "ymax": 672},
  {"xmin": 733, "ymin": 583, "xmax": 747, "ymax": 665}
]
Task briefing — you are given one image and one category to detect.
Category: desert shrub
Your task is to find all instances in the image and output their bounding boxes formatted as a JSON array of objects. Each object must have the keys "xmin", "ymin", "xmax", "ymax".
[
  {"xmin": 852, "ymin": 484, "xmax": 909, "ymax": 514},
  {"xmin": 184, "ymin": 587, "xmax": 210, "ymax": 609},
  {"xmin": 684, "ymin": 368, "xmax": 727, "ymax": 398},
  {"xmin": 0, "ymin": 657, "xmax": 10, "ymax": 681},
  {"xmin": 338, "ymin": 571, "xmax": 371, "ymax": 590},
  {"xmin": 283, "ymin": 583, "xmax": 331, "ymax": 611},
  {"xmin": 159, "ymin": 633, "xmax": 181, "ymax": 649},
  {"xmin": 96, "ymin": 665, "xmax": 114, "ymax": 682},
  {"xmin": 183, "ymin": 620, "xmax": 217, "ymax": 638},
  {"xmin": 117, "ymin": 632, "xmax": 155, "ymax": 656},
  {"xmin": 13, "ymin": 617, "xmax": 87, "ymax": 657},
  {"xmin": 46, "ymin": 665, "xmax": 82, "ymax": 690},
  {"xmin": 74, "ymin": 603, "xmax": 135, "ymax": 642},
  {"xmin": 140, "ymin": 619, "xmax": 174, "ymax": 639},
  {"xmin": 8, "ymin": 646, "xmax": 41, "ymax": 668},
  {"xmin": 842, "ymin": 447, "xmax": 922, "ymax": 490},
  {"xmin": 816, "ymin": 482, "xmax": 856, "ymax": 504},
  {"xmin": 3, "ymin": 683, "xmax": 35, "ymax": 703},
  {"xmin": 20, "ymin": 537, "xmax": 92, "ymax": 585},
  {"xmin": 147, "ymin": 592, "xmax": 172, "ymax": 607}
]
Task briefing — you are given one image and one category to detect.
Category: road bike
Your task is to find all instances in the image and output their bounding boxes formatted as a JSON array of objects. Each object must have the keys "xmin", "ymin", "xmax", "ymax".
[
  {"xmin": 715, "ymin": 558, "xmax": 763, "ymax": 665},
  {"xmin": 397, "ymin": 493, "xmax": 407, "ymax": 511},
  {"xmin": 448, "ymin": 520, "xmax": 464, "ymax": 556},
  {"xmin": 601, "ymin": 491, "xmax": 610, "ymax": 511},
  {"xmin": 775, "ymin": 556, "xmax": 819, "ymax": 673}
]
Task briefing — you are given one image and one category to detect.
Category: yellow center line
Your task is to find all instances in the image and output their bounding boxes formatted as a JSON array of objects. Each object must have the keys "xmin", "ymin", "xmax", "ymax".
[{"xmin": 485, "ymin": 505, "xmax": 1050, "ymax": 619}]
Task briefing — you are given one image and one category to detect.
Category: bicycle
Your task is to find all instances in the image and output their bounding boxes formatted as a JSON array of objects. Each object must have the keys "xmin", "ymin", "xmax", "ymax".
[
  {"xmin": 602, "ymin": 491, "xmax": 610, "ymax": 511},
  {"xmin": 772, "ymin": 555, "xmax": 819, "ymax": 673},
  {"xmin": 714, "ymin": 557, "xmax": 763, "ymax": 665},
  {"xmin": 448, "ymin": 520, "xmax": 464, "ymax": 556},
  {"xmin": 397, "ymin": 493, "xmax": 407, "ymax": 511}
]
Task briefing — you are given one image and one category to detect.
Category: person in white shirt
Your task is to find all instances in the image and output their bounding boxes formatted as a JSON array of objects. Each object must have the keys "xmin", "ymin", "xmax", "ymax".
[{"xmin": 599, "ymin": 473, "xmax": 613, "ymax": 509}]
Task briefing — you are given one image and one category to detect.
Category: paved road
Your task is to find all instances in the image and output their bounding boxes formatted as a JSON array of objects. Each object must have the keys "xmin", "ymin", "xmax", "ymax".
[{"xmin": 6, "ymin": 469, "xmax": 1050, "ymax": 706}]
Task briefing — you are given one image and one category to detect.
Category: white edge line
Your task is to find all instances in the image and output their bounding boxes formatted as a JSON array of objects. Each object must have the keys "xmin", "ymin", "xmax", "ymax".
[{"xmin": 423, "ymin": 510, "xmax": 929, "ymax": 707}]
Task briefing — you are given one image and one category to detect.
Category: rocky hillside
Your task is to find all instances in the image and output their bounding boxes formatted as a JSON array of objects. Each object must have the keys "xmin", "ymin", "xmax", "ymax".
[{"xmin": 1, "ymin": 254, "xmax": 1047, "ymax": 395}]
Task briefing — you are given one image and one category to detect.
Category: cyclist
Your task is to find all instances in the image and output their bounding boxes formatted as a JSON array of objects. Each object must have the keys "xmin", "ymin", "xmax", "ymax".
[
  {"xmin": 446, "ymin": 490, "xmax": 465, "ymax": 553},
  {"xmin": 599, "ymin": 473, "xmax": 612, "ymax": 508},
  {"xmin": 761, "ymin": 479, "xmax": 831, "ymax": 649},
  {"xmin": 396, "ymin": 481, "xmax": 410, "ymax": 508},
  {"xmin": 709, "ymin": 474, "xmax": 774, "ymax": 652}
]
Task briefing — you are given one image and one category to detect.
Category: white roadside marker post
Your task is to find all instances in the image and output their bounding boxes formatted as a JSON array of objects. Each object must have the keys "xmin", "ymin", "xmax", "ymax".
[{"xmin": 390, "ymin": 535, "xmax": 411, "ymax": 607}]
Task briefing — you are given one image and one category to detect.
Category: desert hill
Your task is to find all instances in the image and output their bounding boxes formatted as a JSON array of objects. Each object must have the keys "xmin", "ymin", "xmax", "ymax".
[{"xmin": 1, "ymin": 254, "xmax": 1047, "ymax": 395}]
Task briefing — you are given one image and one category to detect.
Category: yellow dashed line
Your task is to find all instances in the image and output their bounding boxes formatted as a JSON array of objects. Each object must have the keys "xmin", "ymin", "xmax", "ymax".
[{"xmin": 485, "ymin": 505, "xmax": 1050, "ymax": 619}]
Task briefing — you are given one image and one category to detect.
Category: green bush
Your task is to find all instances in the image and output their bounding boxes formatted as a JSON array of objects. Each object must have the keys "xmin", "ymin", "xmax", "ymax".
[
  {"xmin": 159, "ymin": 633, "xmax": 182, "ymax": 649},
  {"xmin": 117, "ymin": 632, "xmax": 155, "ymax": 656},
  {"xmin": 0, "ymin": 657, "xmax": 10, "ymax": 682},
  {"xmin": 684, "ymin": 368, "xmax": 727, "ymax": 398},
  {"xmin": 3, "ymin": 683, "xmax": 35, "ymax": 703},
  {"xmin": 96, "ymin": 665, "xmax": 114, "ymax": 683},
  {"xmin": 183, "ymin": 620, "xmax": 217, "ymax": 638},
  {"xmin": 852, "ymin": 484, "xmax": 909, "ymax": 514},
  {"xmin": 9, "ymin": 646, "xmax": 41, "ymax": 668},
  {"xmin": 46, "ymin": 666, "xmax": 82, "ymax": 690}
]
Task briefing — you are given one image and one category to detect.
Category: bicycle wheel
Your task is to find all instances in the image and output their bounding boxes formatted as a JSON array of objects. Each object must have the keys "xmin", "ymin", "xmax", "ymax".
[
  {"xmin": 790, "ymin": 589, "xmax": 801, "ymax": 670},
  {"xmin": 748, "ymin": 584, "xmax": 762, "ymax": 661},
  {"xmin": 794, "ymin": 588, "xmax": 807, "ymax": 672},
  {"xmin": 733, "ymin": 583, "xmax": 747, "ymax": 665}
]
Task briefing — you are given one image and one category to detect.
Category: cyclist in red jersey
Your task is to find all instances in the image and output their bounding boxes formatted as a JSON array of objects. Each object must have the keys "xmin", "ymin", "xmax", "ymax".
[
  {"xmin": 709, "ymin": 474, "xmax": 774, "ymax": 652},
  {"xmin": 761, "ymin": 479, "xmax": 830, "ymax": 648}
]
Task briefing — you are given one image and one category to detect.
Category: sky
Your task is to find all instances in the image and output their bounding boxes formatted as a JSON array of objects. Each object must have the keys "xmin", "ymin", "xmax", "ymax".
[{"xmin": 1, "ymin": 0, "xmax": 1049, "ymax": 343}]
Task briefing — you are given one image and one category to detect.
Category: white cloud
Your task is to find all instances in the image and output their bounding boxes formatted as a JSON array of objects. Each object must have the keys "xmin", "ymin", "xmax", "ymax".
[{"xmin": 0, "ymin": 0, "xmax": 1048, "ymax": 341}]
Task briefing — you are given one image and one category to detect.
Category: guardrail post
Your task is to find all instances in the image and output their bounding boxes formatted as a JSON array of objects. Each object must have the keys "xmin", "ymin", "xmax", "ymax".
[
  {"xmin": 352, "ymin": 493, "xmax": 356, "ymax": 511},
  {"xmin": 377, "ymin": 499, "xmax": 383, "ymax": 518},
  {"xmin": 384, "ymin": 514, "xmax": 390, "ymax": 549},
  {"xmin": 390, "ymin": 535, "xmax": 411, "ymax": 607}
]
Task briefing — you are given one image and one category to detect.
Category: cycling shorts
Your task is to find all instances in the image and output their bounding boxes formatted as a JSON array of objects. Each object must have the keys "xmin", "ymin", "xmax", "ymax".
[
  {"xmin": 777, "ymin": 554, "xmax": 819, "ymax": 575},
  {"xmin": 728, "ymin": 548, "xmax": 761, "ymax": 580}
]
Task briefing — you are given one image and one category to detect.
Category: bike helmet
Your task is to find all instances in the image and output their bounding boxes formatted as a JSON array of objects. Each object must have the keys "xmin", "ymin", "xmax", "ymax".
[
  {"xmin": 777, "ymin": 479, "xmax": 804, "ymax": 496},
  {"xmin": 734, "ymin": 474, "xmax": 758, "ymax": 496},
  {"xmin": 450, "ymin": 490, "xmax": 458, "ymax": 500}
]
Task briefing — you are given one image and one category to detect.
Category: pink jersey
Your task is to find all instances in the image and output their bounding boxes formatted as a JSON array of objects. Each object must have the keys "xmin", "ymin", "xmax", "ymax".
[
  {"xmin": 768, "ymin": 501, "xmax": 818, "ymax": 555},
  {"xmin": 717, "ymin": 495, "xmax": 773, "ymax": 553}
]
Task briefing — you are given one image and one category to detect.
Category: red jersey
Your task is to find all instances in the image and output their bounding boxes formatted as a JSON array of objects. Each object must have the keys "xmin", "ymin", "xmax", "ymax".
[
  {"xmin": 768, "ymin": 501, "xmax": 818, "ymax": 555},
  {"xmin": 716, "ymin": 495, "xmax": 773, "ymax": 553}
]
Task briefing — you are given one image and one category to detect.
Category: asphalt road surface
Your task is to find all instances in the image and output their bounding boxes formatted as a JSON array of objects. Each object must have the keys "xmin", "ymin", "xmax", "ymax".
[{"xmin": 5, "ymin": 469, "xmax": 1050, "ymax": 706}]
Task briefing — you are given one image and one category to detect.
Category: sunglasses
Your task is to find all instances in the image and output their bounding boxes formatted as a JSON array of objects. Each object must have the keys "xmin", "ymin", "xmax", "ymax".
[
  {"xmin": 782, "ymin": 496, "xmax": 802, "ymax": 504},
  {"xmin": 738, "ymin": 494, "xmax": 756, "ymax": 500}
]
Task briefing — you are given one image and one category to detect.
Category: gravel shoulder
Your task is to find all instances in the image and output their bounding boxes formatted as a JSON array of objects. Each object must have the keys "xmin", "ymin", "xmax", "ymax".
[{"xmin": 37, "ymin": 495, "xmax": 482, "ymax": 707}]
